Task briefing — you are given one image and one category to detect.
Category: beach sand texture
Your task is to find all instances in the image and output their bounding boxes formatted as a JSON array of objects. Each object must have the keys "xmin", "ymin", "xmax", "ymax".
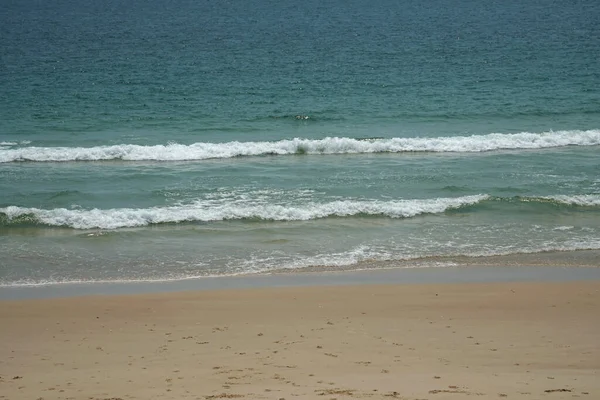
[{"xmin": 1, "ymin": 281, "xmax": 599, "ymax": 399}]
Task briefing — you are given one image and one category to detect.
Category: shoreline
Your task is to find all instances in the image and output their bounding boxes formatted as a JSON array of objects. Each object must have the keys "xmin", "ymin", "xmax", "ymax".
[
  {"xmin": 3, "ymin": 248, "xmax": 600, "ymax": 300},
  {"xmin": 1, "ymin": 280, "xmax": 598, "ymax": 399},
  {"xmin": 1, "ymin": 264, "xmax": 600, "ymax": 301}
]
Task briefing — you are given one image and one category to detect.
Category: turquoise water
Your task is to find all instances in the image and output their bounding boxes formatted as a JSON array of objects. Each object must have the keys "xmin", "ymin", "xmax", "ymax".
[{"xmin": 1, "ymin": 0, "xmax": 599, "ymax": 286}]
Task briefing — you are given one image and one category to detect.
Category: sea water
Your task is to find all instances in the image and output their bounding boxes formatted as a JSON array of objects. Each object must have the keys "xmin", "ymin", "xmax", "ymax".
[{"xmin": 1, "ymin": 0, "xmax": 599, "ymax": 286}]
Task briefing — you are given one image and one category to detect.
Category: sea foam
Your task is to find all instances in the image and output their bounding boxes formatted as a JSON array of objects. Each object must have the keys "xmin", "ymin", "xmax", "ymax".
[
  {"xmin": 543, "ymin": 194, "xmax": 600, "ymax": 207},
  {"xmin": 0, "ymin": 195, "xmax": 488, "ymax": 229},
  {"xmin": 2, "ymin": 194, "xmax": 597, "ymax": 229},
  {"xmin": 1, "ymin": 130, "xmax": 598, "ymax": 162}
]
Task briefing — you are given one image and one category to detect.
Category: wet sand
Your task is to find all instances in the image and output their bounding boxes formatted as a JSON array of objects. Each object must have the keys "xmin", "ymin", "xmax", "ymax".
[{"xmin": 1, "ymin": 281, "xmax": 599, "ymax": 399}]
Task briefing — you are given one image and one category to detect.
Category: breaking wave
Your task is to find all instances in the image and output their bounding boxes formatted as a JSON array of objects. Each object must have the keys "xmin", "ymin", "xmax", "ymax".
[
  {"xmin": 1, "ymin": 129, "xmax": 598, "ymax": 162},
  {"xmin": 2, "ymin": 194, "xmax": 598, "ymax": 230},
  {"xmin": 0, "ymin": 195, "xmax": 488, "ymax": 229},
  {"xmin": 539, "ymin": 194, "xmax": 600, "ymax": 207}
]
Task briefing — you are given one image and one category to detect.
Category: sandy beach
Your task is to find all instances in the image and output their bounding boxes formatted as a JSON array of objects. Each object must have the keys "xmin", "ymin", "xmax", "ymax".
[{"xmin": 1, "ymin": 281, "xmax": 599, "ymax": 400}]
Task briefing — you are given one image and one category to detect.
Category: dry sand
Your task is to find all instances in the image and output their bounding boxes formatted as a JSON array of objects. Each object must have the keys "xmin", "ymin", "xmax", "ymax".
[{"xmin": 1, "ymin": 281, "xmax": 599, "ymax": 400}]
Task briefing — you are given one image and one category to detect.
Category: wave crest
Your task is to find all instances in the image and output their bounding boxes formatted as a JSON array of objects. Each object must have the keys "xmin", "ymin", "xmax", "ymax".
[
  {"xmin": 2, "ymin": 194, "xmax": 598, "ymax": 230},
  {"xmin": 1, "ymin": 130, "xmax": 598, "ymax": 162},
  {"xmin": 540, "ymin": 195, "xmax": 600, "ymax": 207},
  {"xmin": 0, "ymin": 195, "xmax": 487, "ymax": 229}
]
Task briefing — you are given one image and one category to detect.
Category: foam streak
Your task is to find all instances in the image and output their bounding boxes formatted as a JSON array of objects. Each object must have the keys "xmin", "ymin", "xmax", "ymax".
[
  {"xmin": 0, "ymin": 195, "xmax": 487, "ymax": 229},
  {"xmin": 1, "ymin": 130, "xmax": 598, "ymax": 162}
]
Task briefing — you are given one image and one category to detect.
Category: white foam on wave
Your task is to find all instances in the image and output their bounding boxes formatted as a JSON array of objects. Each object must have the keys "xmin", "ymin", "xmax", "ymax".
[
  {"xmin": 0, "ymin": 195, "xmax": 488, "ymax": 229},
  {"xmin": 553, "ymin": 226, "xmax": 575, "ymax": 231},
  {"xmin": 0, "ymin": 140, "xmax": 31, "ymax": 146},
  {"xmin": 543, "ymin": 194, "xmax": 600, "ymax": 207},
  {"xmin": 1, "ymin": 129, "xmax": 598, "ymax": 162}
]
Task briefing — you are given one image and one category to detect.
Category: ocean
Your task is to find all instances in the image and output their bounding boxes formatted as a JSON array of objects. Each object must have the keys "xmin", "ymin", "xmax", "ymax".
[{"xmin": 1, "ymin": 0, "xmax": 599, "ymax": 287}]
